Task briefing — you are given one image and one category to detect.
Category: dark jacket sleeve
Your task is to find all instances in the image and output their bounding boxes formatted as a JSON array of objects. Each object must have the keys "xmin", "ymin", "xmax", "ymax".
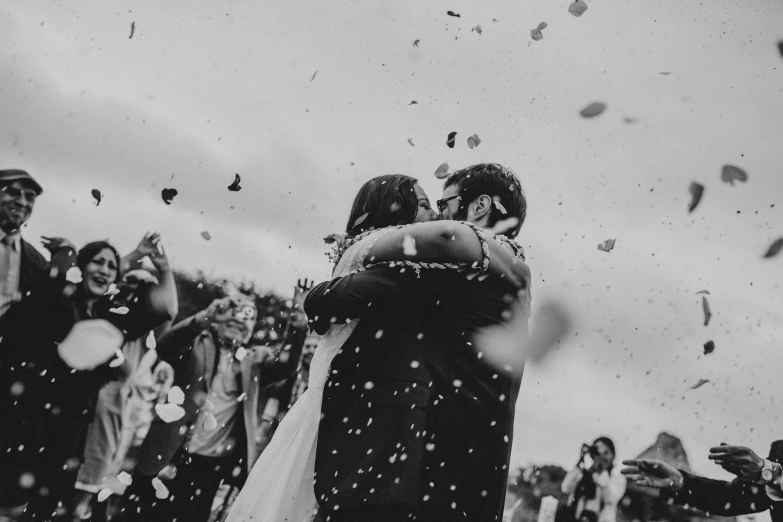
[
  {"xmin": 261, "ymin": 323, "xmax": 308, "ymax": 383},
  {"xmin": 661, "ymin": 470, "xmax": 772, "ymax": 516},
  {"xmin": 155, "ymin": 315, "xmax": 207, "ymax": 363},
  {"xmin": 304, "ymin": 265, "xmax": 439, "ymax": 335}
]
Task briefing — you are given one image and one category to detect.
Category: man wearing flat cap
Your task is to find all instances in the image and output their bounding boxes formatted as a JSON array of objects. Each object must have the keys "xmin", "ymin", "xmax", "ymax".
[{"xmin": 0, "ymin": 169, "xmax": 47, "ymax": 320}]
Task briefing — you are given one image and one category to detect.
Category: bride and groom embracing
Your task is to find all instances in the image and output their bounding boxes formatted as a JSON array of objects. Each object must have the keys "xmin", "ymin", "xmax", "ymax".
[{"xmin": 227, "ymin": 163, "xmax": 532, "ymax": 522}]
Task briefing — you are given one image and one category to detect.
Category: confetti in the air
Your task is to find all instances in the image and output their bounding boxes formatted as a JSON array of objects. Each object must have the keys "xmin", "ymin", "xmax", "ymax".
[
  {"xmin": 235, "ymin": 346, "xmax": 248, "ymax": 361},
  {"xmin": 228, "ymin": 173, "xmax": 242, "ymax": 191},
  {"xmin": 146, "ymin": 331, "xmax": 156, "ymax": 349},
  {"xmin": 447, "ymin": 11, "xmax": 461, "ymax": 17},
  {"xmin": 691, "ymin": 379, "xmax": 710, "ymax": 390},
  {"xmin": 688, "ymin": 182, "xmax": 705, "ymax": 212},
  {"xmin": 434, "ymin": 163, "xmax": 450, "ymax": 179},
  {"xmin": 778, "ymin": 40, "xmax": 783, "ymax": 58},
  {"xmin": 167, "ymin": 386, "xmax": 185, "ymax": 406},
  {"xmin": 402, "ymin": 235, "xmax": 417, "ymax": 256},
  {"xmin": 492, "ymin": 197, "xmax": 508, "ymax": 214},
  {"xmin": 720, "ymin": 164, "xmax": 749, "ymax": 186},
  {"xmin": 472, "ymin": 25, "xmax": 483, "ymax": 35},
  {"xmin": 161, "ymin": 188, "xmax": 178, "ymax": 205},
  {"xmin": 97, "ymin": 489, "xmax": 113, "ymax": 502},
  {"xmin": 155, "ymin": 403, "xmax": 186, "ymax": 423},
  {"xmin": 413, "ymin": 39, "xmax": 420, "ymax": 47},
  {"xmin": 65, "ymin": 266, "xmax": 83, "ymax": 284},
  {"xmin": 129, "ymin": 21, "xmax": 135, "ymax": 39},
  {"xmin": 407, "ymin": 138, "xmax": 415, "ymax": 147},
  {"xmin": 91, "ymin": 189, "xmax": 102, "ymax": 206},
  {"xmin": 109, "ymin": 306, "xmax": 130, "ymax": 315},
  {"xmin": 19, "ymin": 472, "xmax": 35, "ymax": 489},
  {"xmin": 701, "ymin": 296, "xmax": 712, "ymax": 326},
  {"xmin": 597, "ymin": 239, "xmax": 616, "ymax": 252},
  {"xmin": 531, "ymin": 22, "xmax": 547, "ymax": 41},
  {"xmin": 579, "ymin": 102, "xmax": 606, "ymax": 118},
  {"xmin": 151, "ymin": 477, "xmax": 170, "ymax": 499},
  {"xmin": 201, "ymin": 231, "xmax": 212, "ymax": 241},
  {"xmin": 467, "ymin": 134, "xmax": 481, "ymax": 149},
  {"xmin": 409, "ymin": 100, "xmax": 418, "ymax": 105},
  {"xmin": 310, "ymin": 70, "xmax": 318, "ymax": 83},
  {"xmin": 568, "ymin": 0, "xmax": 588, "ymax": 17},
  {"xmin": 696, "ymin": 290, "xmax": 710, "ymax": 295},
  {"xmin": 703, "ymin": 340, "xmax": 715, "ymax": 355},
  {"xmin": 117, "ymin": 472, "xmax": 133, "ymax": 486},
  {"xmin": 446, "ymin": 131, "xmax": 457, "ymax": 148},
  {"xmin": 351, "ymin": 212, "xmax": 369, "ymax": 229},
  {"xmin": 658, "ymin": 71, "xmax": 672, "ymax": 75},
  {"xmin": 108, "ymin": 348, "xmax": 125, "ymax": 368},
  {"xmin": 763, "ymin": 238, "xmax": 783, "ymax": 258}
]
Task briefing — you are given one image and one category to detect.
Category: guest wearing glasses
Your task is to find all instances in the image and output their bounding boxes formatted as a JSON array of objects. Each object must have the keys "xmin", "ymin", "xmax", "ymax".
[
  {"xmin": 114, "ymin": 294, "xmax": 306, "ymax": 522},
  {"xmin": 0, "ymin": 169, "xmax": 48, "ymax": 320}
]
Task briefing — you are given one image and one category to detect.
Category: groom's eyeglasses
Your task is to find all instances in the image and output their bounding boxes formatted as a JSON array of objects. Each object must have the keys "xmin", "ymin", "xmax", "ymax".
[{"xmin": 436, "ymin": 195, "xmax": 461, "ymax": 214}]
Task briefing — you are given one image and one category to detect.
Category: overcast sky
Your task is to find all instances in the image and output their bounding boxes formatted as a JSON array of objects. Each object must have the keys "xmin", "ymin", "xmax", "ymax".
[{"xmin": 2, "ymin": 0, "xmax": 783, "ymax": 503}]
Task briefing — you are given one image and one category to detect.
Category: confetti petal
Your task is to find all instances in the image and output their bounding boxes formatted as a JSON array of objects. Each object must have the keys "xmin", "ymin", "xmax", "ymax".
[
  {"xmin": 151, "ymin": 477, "xmax": 170, "ymax": 499},
  {"xmin": 407, "ymin": 138, "xmax": 415, "ymax": 147},
  {"xmin": 145, "ymin": 331, "xmax": 156, "ymax": 349},
  {"xmin": 720, "ymin": 164, "xmax": 749, "ymax": 185},
  {"xmin": 129, "ymin": 21, "xmax": 136, "ymax": 39},
  {"xmin": 228, "ymin": 173, "xmax": 242, "ymax": 192},
  {"xmin": 447, "ymin": 11, "xmax": 461, "ymax": 17},
  {"xmin": 310, "ymin": 71, "xmax": 318, "ymax": 83},
  {"xmin": 691, "ymin": 378, "xmax": 710, "ymax": 390},
  {"xmin": 597, "ymin": 239, "xmax": 616, "ymax": 252},
  {"xmin": 467, "ymin": 134, "xmax": 481, "ymax": 149},
  {"xmin": 531, "ymin": 28, "xmax": 544, "ymax": 41},
  {"xmin": 658, "ymin": 71, "xmax": 671, "ymax": 75},
  {"xmin": 696, "ymin": 290, "xmax": 710, "ymax": 295},
  {"xmin": 161, "ymin": 188, "xmax": 178, "ymax": 205},
  {"xmin": 703, "ymin": 340, "xmax": 715, "ymax": 355},
  {"xmin": 65, "ymin": 266, "xmax": 83, "ymax": 284},
  {"xmin": 167, "ymin": 386, "xmax": 185, "ymax": 406},
  {"xmin": 492, "ymin": 198, "xmax": 508, "ymax": 214},
  {"xmin": 702, "ymin": 296, "xmax": 712, "ymax": 326},
  {"xmin": 117, "ymin": 472, "xmax": 133, "ymax": 486},
  {"xmin": 473, "ymin": 25, "xmax": 483, "ymax": 35},
  {"xmin": 402, "ymin": 235, "xmax": 417, "ymax": 256},
  {"xmin": 109, "ymin": 306, "xmax": 130, "ymax": 315},
  {"xmin": 579, "ymin": 102, "xmax": 606, "ymax": 118},
  {"xmin": 413, "ymin": 39, "xmax": 420, "ymax": 47},
  {"xmin": 91, "ymin": 189, "xmax": 102, "ymax": 206},
  {"xmin": 155, "ymin": 403, "xmax": 186, "ymax": 423},
  {"xmin": 446, "ymin": 131, "xmax": 457, "ymax": 149},
  {"xmin": 97, "ymin": 489, "xmax": 113, "ymax": 502},
  {"xmin": 235, "ymin": 346, "xmax": 248, "ymax": 362},
  {"xmin": 201, "ymin": 231, "xmax": 212, "ymax": 241},
  {"xmin": 351, "ymin": 212, "xmax": 369, "ymax": 229},
  {"xmin": 568, "ymin": 0, "xmax": 588, "ymax": 17},
  {"xmin": 688, "ymin": 182, "xmax": 705, "ymax": 212},
  {"xmin": 434, "ymin": 163, "xmax": 450, "ymax": 179},
  {"xmin": 108, "ymin": 348, "xmax": 126, "ymax": 368},
  {"xmin": 763, "ymin": 238, "xmax": 783, "ymax": 258},
  {"xmin": 409, "ymin": 101, "xmax": 418, "ymax": 105}
]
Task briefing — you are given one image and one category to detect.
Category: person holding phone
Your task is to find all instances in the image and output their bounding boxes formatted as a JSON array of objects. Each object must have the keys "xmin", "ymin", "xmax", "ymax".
[{"xmin": 561, "ymin": 437, "xmax": 627, "ymax": 522}]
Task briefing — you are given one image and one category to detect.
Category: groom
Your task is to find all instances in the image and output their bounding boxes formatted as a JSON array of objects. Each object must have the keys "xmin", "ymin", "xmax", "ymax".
[{"xmin": 306, "ymin": 164, "xmax": 531, "ymax": 522}]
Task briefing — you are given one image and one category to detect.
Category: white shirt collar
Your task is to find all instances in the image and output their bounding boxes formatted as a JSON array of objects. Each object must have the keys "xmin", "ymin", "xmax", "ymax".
[{"xmin": 0, "ymin": 230, "xmax": 21, "ymax": 251}]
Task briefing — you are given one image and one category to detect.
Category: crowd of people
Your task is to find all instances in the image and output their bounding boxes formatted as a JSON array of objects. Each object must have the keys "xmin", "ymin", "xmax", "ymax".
[{"xmin": 0, "ymin": 169, "xmax": 317, "ymax": 521}]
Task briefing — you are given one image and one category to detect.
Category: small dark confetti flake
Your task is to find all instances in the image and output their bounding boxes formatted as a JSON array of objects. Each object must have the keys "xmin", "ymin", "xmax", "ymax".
[
  {"xmin": 228, "ymin": 173, "xmax": 242, "ymax": 192},
  {"xmin": 688, "ymin": 182, "xmax": 704, "ymax": 212},
  {"xmin": 447, "ymin": 11, "xmax": 461, "ymax": 18},
  {"xmin": 161, "ymin": 188, "xmax": 178, "ymax": 205},
  {"xmin": 703, "ymin": 340, "xmax": 715, "ymax": 355},
  {"xmin": 446, "ymin": 131, "xmax": 457, "ymax": 148}
]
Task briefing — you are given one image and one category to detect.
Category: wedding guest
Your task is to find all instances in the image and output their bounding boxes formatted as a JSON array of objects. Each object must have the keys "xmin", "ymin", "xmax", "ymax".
[{"xmin": 561, "ymin": 437, "xmax": 627, "ymax": 522}]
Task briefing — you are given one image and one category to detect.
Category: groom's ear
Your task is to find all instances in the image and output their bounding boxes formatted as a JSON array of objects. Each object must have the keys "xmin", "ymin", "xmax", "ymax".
[{"xmin": 472, "ymin": 194, "xmax": 493, "ymax": 220}]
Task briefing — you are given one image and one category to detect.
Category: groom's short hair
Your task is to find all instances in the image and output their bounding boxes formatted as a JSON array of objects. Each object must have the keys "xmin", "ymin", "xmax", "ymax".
[{"xmin": 444, "ymin": 163, "xmax": 526, "ymax": 237}]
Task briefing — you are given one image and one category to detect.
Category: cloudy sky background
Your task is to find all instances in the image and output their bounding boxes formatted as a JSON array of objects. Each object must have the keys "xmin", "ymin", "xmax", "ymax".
[{"xmin": 2, "ymin": 0, "xmax": 783, "ymax": 499}]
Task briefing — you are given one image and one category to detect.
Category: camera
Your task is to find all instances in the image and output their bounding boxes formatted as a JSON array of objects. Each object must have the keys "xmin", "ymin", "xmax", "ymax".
[{"xmin": 580, "ymin": 443, "xmax": 600, "ymax": 470}]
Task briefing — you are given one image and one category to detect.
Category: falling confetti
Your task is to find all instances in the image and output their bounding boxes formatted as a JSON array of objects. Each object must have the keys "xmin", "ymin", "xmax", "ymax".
[
  {"xmin": 597, "ymin": 239, "xmax": 616, "ymax": 252},
  {"xmin": 764, "ymin": 238, "xmax": 783, "ymax": 258},
  {"xmin": 434, "ymin": 163, "xmax": 450, "ymax": 179},
  {"xmin": 109, "ymin": 306, "xmax": 130, "ymax": 315},
  {"xmin": 108, "ymin": 348, "xmax": 126, "ymax": 368},
  {"xmin": 702, "ymin": 296, "xmax": 712, "ymax": 326},
  {"xmin": 703, "ymin": 340, "xmax": 715, "ymax": 355},
  {"xmin": 473, "ymin": 25, "xmax": 483, "ymax": 35},
  {"xmin": 351, "ymin": 212, "xmax": 369, "ymax": 229},
  {"xmin": 688, "ymin": 182, "xmax": 705, "ymax": 212},
  {"xmin": 146, "ymin": 331, "xmax": 156, "ymax": 349},
  {"xmin": 310, "ymin": 70, "xmax": 318, "ymax": 83},
  {"xmin": 492, "ymin": 197, "xmax": 508, "ymax": 214},
  {"xmin": 97, "ymin": 489, "xmax": 113, "ymax": 502},
  {"xmin": 623, "ymin": 116, "xmax": 638, "ymax": 124},
  {"xmin": 129, "ymin": 21, "xmax": 135, "ymax": 39},
  {"xmin": 696, "ymin": 290, "xmax": 710, "ymax": 295},
  {"xmin": 447, "ymin": 11, "xmax": 461, "ymax": 17},
  {"xmin": 117, "ymin": 472, "xmax": 133, "ymax": 486},
  {"xmin": 658, "ymin": 71, "xmax": 672, "ymax": 75},
  {"xmin": 778, "ymin": 40, "xmax": 783, "ymax": 58},
  {"xmin": 161, "ymin": 188, "xmax": 178, "ymax": 205},
  {"xmin": 167, "ymin": 386, "xmax": 185, "ymax": 406},
  {"xmin": 531, "ymin": 22, "xmax": 547, "ymax": 41},
  {"xmin": 201, "ymin": 231, "xmax": 212, "ymax": 241},
  {"xmin": 155, "ymin": 403, "xmax": 186, "ymax": 423},
  {"xmin": 407, "ymin": 138, "xmax": 415, "ymax": 147},
  {"xmin": 409, "ymin": 100, "xmax": 418, "ymax": 105},
  {"xmin": 568, "ymin": 0, "xmax": 588, "ymax": 17},
  {"xmin": 91, "ymin": 189, "xmax": 102, "ymax": 206},
  {"xmin": 18, "ymin": 473, "xmax": 35, "ymax": 489},
  {"xmin": 720, "ymin": 165, "xmax": 749, "ymax": 185},
  {"xmin": 579, "ymin": 102, "xmax": 606, "ymax": 118},
  {"xmin": 151, "ymin": 477, "xmax": 170, "ymax": 499},
  {"xmin": 402, "ymin": 235, "xmax": 417, "ymax": 256},
  {"xmin": 467, "ymin": 134, "xmax": 481, "ymax": 149},
  {"xmin": 446, "ymin": 131, "xmax": 457, "ymax": 148},
  {"xmin": 228, "ymin": 173, "xmax": 242, "ymax": 191},
  {"xmin": 691, "ymin": 379, "xmax": 710, "ymax": 390},
  {"xmin": 413, "ymin": 39, "xmax": 420, "ymax": 47},
  {"xmin": 235, "ymin": 346, "xmax": 248, "ymax": 361}
]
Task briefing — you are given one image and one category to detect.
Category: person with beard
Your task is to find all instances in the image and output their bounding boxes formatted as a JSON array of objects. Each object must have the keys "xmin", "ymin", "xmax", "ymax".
[
  {"xmin": 114, "ymin": 292, "xmax": 306, "ymax": 522},
  {"xmin": 0, "ymin": 169, "xmax": 47, "ymax": 321}
]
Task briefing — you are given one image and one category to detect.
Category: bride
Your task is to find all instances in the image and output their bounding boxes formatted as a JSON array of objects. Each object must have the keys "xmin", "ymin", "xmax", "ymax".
[{"xmin": 226, "ymin": 174, "xmax": 525, "ymax": 522}]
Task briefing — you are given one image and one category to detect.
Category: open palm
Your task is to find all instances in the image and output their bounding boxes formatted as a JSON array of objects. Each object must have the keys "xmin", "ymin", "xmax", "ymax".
[{"xmin": 622, "ymin": 459, "xmax": 683, "ymax": 490}]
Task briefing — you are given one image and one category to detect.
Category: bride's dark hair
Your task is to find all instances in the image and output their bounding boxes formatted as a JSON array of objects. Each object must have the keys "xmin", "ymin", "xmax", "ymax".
[{"xmin": 345, "ymin": 174, "xmax": 419, "ymax": 237}]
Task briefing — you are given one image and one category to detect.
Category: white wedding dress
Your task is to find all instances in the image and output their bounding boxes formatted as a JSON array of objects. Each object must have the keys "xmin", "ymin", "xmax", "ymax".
[{"xmin": 226, "ymin": 229, "xmax": 391, "ymax": 522}]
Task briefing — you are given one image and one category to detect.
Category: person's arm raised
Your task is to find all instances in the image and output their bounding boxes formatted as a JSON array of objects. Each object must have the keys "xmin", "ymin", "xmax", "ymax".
[{"xmin": 364, "ymin": 221, "xmax": 528, "ymax": 289}]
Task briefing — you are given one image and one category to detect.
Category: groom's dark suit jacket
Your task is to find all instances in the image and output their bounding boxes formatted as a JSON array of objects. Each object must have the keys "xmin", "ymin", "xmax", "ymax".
[{"xmin": 305, "ymin": 261, "xmax": 530, "ymax": 522}]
